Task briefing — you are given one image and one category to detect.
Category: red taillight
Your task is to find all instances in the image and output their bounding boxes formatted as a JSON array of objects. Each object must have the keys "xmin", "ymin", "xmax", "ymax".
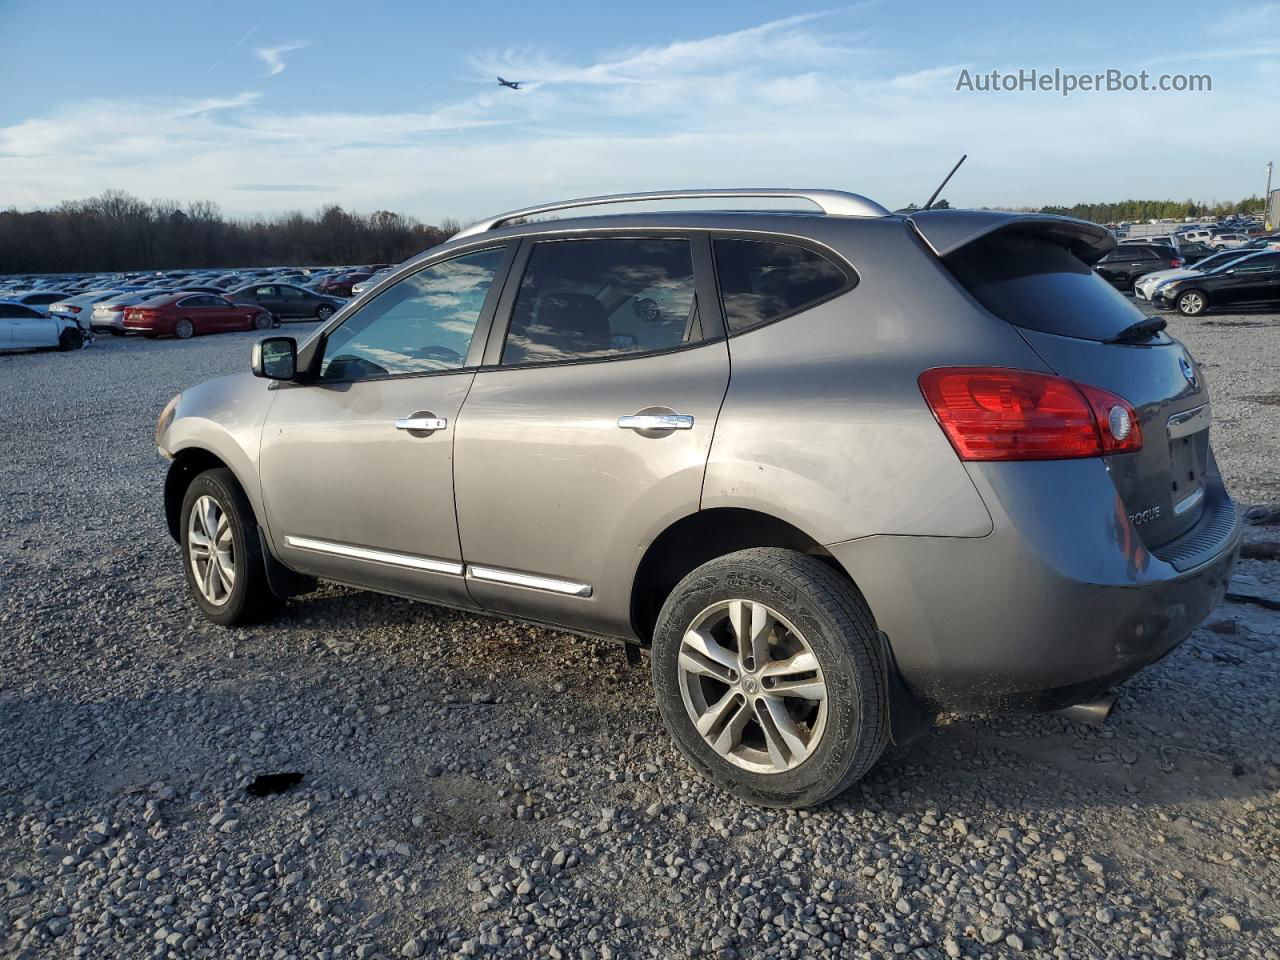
[
  {"xmin": 108, "ymin": 304, "xmax": 125, "ymax": 312},
  {"xmin": 1170, "ymin": 257, "xmax": 1184, "ymax": 268},
  {"xmin": 919, "ymin": 367, "xmax": 1142, "ymax": 461}
]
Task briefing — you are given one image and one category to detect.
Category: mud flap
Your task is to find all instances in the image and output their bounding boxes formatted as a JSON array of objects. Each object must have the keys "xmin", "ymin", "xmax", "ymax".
[
  {"xmin": 878, "ymin": 631, "xmax": 934, "ymax": 746},
  {"xmin": 257, "ymin": 527, "xmax": 317, "ymax": 598}
]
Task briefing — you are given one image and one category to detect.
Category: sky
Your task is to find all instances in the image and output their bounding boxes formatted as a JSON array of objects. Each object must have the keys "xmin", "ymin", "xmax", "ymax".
[{"xmin": 0, "ymin": 0, "xmax": 1277, "ymax": 224}]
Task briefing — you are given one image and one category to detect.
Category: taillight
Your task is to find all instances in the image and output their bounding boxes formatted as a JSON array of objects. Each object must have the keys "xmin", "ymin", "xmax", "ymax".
[
  {"xmin": 1170, "ymin": 257, "xmax": 1184, "ymax": 268},
  {"xmin": 108, "ymin": 305, "xmax": 125, "ymax": 312},
  {"xmin": 919, "ymin": 367, "xmax": 1142, "ymax": 461}
]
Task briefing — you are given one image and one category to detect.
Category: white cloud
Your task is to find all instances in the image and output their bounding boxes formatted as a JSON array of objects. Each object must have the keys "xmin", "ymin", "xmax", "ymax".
[
  {"xmin": 1211, "ymin": 3, "xmax": 1280, "ymax": 34},
  {"xmin": 256, "ymin": 41, "xmax": 309, "ymax": 77},
  {"xmin": 0, "ymin": 12, "xmax": 1270, "ymax": 220}
]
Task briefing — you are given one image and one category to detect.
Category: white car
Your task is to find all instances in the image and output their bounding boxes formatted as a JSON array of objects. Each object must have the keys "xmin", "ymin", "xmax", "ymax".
[
  {"xmin": 90, "ymin": 289, "xmax": 166, "ymax": 334},
  {"xmin": 1132, "ymin": 250, "xmax": 1252, "ymax": 300},
  {"xmin": 0, "ymin": 300, "xmax": 86, "ymax": 351},
  {"xmin": 3, "ymin": 289, "xmax": 74, "ymax": 317},
  {"xmin": 49, "ymin": 289, "xmax": 124, "ymax": 332},
  {"xmin": 1209, "ymin": 233, "xmax": 1249, "ymax": 250},
  {"xmin": 349, "ymin": 269, "xmax": 393, "ymax": 297}
]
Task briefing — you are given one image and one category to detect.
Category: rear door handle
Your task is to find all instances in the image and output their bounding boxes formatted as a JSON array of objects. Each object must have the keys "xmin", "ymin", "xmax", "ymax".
[
  {"xmin": 395, "ymin": 416, "xmax": 447, "ymax": 431},
  {"xmin": 617, "ymin": 414, "xmax": 694, "ymax": 431}
]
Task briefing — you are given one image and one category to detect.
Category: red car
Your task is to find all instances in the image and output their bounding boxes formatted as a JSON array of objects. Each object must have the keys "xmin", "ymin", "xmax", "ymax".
[
  {"xmin": 123, "ymin": 293, "xmax": 272, "ymax": 339},
  {"xmin": 317, "ymin": 272, "xmax": 371, "ymax": 298}
]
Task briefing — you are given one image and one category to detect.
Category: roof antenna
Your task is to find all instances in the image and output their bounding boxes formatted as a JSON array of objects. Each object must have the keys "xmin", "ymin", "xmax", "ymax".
[{"xmin": 922, "ymin": 154, "xmax": 966, "ymax": 211}]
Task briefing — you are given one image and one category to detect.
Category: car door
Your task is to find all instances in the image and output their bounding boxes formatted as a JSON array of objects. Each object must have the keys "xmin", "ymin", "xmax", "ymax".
[
  {"xmin": 453, "ymin": 234, "xmax": 731, "ymax": 638},
  {"xmin": 1222, "ymin": 252, "xmax": 1280, "ymax": 305},
  {"xmin": 247, "ymin": 285, "xmax": 277, "ymax": 315},
  {"xmin": 258, "ymin": 243, "xmax": 515, "ymax": 605},
  {"xmin": 277, "ymin": 285, "xmax": 311, "ymax": 318},
  {"xmin": 5, "ymin": 303, "xmax": 55, "ymax": 347}
]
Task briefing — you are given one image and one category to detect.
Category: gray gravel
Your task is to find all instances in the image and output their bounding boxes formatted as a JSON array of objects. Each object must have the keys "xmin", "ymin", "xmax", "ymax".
[{"xmin": 2, "ymin": 313, "xmax": 1279, "ymax": 960}]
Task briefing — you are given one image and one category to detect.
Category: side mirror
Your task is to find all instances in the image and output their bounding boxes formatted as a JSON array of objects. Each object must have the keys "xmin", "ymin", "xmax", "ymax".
[{"xmin": 251, "ymin": 336, "xmax": 297, "ymax": 380}]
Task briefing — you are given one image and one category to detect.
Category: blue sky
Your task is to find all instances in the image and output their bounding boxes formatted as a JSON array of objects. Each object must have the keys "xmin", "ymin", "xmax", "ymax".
[{"xmin": 1, "ymin": 0, "xmax": 1277, "ymax": 223}]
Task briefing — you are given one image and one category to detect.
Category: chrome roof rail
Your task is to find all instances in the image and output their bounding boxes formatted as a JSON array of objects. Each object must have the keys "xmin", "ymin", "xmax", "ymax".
[{"xmin": 451, "ymin": 188, "xmax": 891, "ymax": 240}]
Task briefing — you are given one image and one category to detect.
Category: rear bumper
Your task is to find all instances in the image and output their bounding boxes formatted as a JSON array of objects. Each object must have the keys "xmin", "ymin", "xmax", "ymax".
[{"xmin": 827, "ymin": 459, "xmax": 1240, "ymax": 713}]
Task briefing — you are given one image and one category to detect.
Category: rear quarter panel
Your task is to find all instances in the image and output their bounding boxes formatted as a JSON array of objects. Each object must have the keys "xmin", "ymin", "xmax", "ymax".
[{"xmin": 704, "ymin": 218, "xmax": 1051, "ymax": 543}]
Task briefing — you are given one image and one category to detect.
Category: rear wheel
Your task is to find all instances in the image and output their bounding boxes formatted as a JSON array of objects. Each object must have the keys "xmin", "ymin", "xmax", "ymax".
[
  {"xmin": 651, "ymin": 548, "xmax": 888, "ymax": 808},
  {"xmin": 1176, "ymin": 289, "xmax": 1208, "ymax": 316},
  {"xmin": 180, "ymin": 468, "xmax": 280, "ymax": 626},
  {"xmin": 57, "ymin": 327, "xmax": 84, "ymax": 351},
  {"xmin": 175, "ymin": 318, "xmax": 195, "ymax": 339}
]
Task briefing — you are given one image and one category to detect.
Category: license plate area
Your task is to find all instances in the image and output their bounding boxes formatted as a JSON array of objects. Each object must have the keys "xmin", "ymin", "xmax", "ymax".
[{"xmin": 1168, "ymin": 404, "xmax": 1209, "ymax": 515}]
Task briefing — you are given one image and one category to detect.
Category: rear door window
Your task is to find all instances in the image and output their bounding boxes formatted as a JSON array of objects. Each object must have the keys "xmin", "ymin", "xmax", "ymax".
[
  {"xmin": 712, "ymin": 238, "xmax": 852, "ymax": 333},
  {"xmin": 501, "ymin": 238, "xmax": 701, "ymax": 366},
  {"xmin": 943, "ymin": 231, "xmax": 1150, "ymax": 341}
]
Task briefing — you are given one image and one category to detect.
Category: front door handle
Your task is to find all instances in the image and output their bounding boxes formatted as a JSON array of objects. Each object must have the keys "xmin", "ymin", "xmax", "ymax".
[
  {"xmin": 395, "ymin": 415, "xmax": 447, "ymax": 432},
  {"xmin": 617, "ymin": 414, "xmax": 694, "ymax": 431}
]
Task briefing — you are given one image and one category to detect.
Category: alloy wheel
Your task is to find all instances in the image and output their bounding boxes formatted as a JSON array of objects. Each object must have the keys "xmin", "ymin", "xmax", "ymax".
[
  {"xmin": 188, "ymin": 495, "xmax": 235, "ymax": 605},
  {"xmin": 1179, "ymin": 292, "xmax": 1204, "ymax": 315},
  {"xmin": 175, "ymin": 318, "xmax": 194, "ymax": 339},
  {"xmin": 677, "ymin": 599, "xmax": 828, "ymax": 774}
]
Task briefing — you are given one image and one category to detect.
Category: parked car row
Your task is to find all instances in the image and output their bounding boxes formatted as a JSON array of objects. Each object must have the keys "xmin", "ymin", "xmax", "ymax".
[
  {"xmin": 1098, "ymin": 241, "xmax": 1280, "ymax": 316},
  {"xmin": 0, "ymin": 261, "xmax": 398, "ymax": 352}
]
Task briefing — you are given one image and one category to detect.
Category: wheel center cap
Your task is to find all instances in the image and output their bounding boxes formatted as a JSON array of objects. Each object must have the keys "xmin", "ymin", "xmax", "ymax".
[{"xmin": 742, "ymin": 677, "xmax": 759, "ymax": 695}]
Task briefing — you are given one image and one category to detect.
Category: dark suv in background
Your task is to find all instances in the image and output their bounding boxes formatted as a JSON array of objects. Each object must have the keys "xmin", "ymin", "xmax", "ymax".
[
  {"xmin": 155, "ymin": 190, "xmax": 1239, "ymax": 807},
  {"xmin": 1094, "ymin": 243, "xmax": 1182, "ymax": 290}
]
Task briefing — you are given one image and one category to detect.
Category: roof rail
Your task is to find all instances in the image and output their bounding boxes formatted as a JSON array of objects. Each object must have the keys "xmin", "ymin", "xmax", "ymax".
[{"xmin": 451, "ymin": 188, "xmax": 891, "ymax": 240}]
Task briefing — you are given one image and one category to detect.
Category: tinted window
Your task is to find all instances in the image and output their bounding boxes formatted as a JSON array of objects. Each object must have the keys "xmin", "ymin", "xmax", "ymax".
[
  {"xmin": 279, "ymin": 286, "xmax": 307, "ymax": 299},
  {"xmin": 712, "ymin": 239, "xmax": 849, "ymax": 333},
  {"xmin": 320, "ymin": 246, "xmax": 505, "ymax": 381},
  {"xmin": 502, "ymin": 238, "xmax": 699, "ymax": 366},
  {"xmin": 943, "ymin": 232, "xmax": 1150, "ymax": 342},
  {"xmin": 252, "ymin": 286, "xmax": 275, "ymax": 297},
  {"xmin": 1233, "ymin": 253, "xmax": 1280, "ymax": 272}
]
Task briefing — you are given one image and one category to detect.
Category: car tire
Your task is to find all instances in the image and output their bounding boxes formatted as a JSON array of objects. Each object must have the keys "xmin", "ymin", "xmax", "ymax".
[
  {"xmin": 1176, "ymin": 289, "xmax": 1208, "ymax": 317},
  {"xmin": 57, "ymin": 327, "xmax": 84, "ymax": 351},
  {"xmin": 180, "ymin": 468, "xmax": 281, "ymax": 626},
  {"xmin": 316, "ymin": 305, "xmax": 334, "ymax": 321},
  {"xmin": 253, "ymin": 312, "xmax": 273, "ymax": 331},
  {"xmin": 175, "ymin": 318, "xmax": 195, "ymax": 339},
  {"xmin": 651, "ymin": 547, "xmax": 888, "ymax": 808}
]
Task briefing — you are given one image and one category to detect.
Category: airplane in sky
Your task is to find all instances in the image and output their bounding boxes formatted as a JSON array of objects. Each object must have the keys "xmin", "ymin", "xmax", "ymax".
[{"xmin": 497, "ymin": 77, "xmax": 522, "ymax": 90}]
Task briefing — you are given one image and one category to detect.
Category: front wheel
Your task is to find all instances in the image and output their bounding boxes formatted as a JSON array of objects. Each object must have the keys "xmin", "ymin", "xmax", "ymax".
[
  {"xmin": 180, "ymin": 468, "xmax": 280, "ymax": 626},
  {"xmin": 651, "ymin": 548, "xmax": 888, "ymax": 808},
  {"xmin": 316, "ymin": 304, "xmax": 334, "ymax": 321},
  {"xmin": 253, "ymin": 312, "xmax": 273, "ymax": 331},
  {"xmin": 57, "ymin": 327, "xmax": 84, "ymax": 351},
  {"xmin": 1177, "ymin": 289, "xmax": 1208, "ymax": 316}
]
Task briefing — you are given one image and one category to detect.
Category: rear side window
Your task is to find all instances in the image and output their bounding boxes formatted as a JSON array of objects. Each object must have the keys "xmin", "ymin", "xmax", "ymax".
[
  {"xmin": 944, "ymin": 232, "xmax": 1148, "ymax": 342},
  {"xmin": 502, "ymin": 238, "xmax": 700, "ymax": 366},
  {"xmin": 712, "ymin": 239, "xmax": 850, "ymax": 333}
]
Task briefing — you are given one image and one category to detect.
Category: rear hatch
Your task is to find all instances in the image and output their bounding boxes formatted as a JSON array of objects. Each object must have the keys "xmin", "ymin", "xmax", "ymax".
[{"xmin": 914, "ymin": 211, "xmax": 1211, "ymax": 549}]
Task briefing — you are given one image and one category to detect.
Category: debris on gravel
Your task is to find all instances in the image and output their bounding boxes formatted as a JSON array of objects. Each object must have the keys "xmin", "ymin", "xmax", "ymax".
[{"xmin": 2, "ymin": 316, "xmax": 1279, "ymax": 959}]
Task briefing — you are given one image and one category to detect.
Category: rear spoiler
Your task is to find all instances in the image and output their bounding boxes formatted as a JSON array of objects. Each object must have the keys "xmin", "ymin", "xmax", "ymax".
[{"xmin": 908, "ymin": 210, "xmax": 1116, "ymax": 265}]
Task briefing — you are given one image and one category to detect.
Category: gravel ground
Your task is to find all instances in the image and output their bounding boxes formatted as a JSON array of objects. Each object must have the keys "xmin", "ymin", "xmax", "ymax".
[{"xmin": 1, "ymin": 310, "xmax": 1278, "ymax": 960}]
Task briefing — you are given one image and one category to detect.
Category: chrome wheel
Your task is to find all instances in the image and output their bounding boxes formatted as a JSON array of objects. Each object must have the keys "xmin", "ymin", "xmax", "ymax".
[
  {"xmin": 187, "ymin": 495, "xmax": 235, "ymax": 605},
  {"xmin": 677, "ymin": 599, "xmax": 827, "ymax": 774}
]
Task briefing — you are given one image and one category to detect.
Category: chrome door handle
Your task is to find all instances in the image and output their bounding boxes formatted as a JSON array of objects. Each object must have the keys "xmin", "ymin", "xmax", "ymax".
[
  {"xmin": 395, "ymin": 416, "xmax": 447, "ymax": 431},
  {"xmin": 617, "ymin": 414, "xmax": 694, "ymax": 431}
]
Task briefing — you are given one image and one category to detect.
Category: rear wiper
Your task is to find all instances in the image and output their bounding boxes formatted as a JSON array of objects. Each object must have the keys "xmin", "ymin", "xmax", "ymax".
[{"xmin": 1107, "ymin": 315, "xmax": 1167, "ymax": 344}]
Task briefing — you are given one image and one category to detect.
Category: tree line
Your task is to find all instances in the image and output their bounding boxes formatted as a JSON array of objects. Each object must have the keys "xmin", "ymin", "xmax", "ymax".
[
  {"xmin": 2, "ymin": 189, "xmax": 1270, "ymax": 275},
  {"xmin": 1036, "ymin": 196, "xmax": 1264, "ymax": 224},
  {"xmin": 0, "ymin": 190, "xmax": 461, "ymax": 274}
]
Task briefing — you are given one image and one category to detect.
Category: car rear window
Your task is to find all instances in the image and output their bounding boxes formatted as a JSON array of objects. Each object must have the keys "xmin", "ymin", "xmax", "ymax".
[
  {"xmin": 712, "ymin": 239, "xmax": 852, "ymax": 333},
  {"xmin": 942, "ymin": 231, "xmax": 1148, "ymax": 341}
]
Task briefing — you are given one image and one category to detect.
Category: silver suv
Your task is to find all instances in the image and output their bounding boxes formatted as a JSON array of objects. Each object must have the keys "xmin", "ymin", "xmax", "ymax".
[{"xmin": 157, "ymin": 189, "xmax": 1240, "ymax": 808}]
